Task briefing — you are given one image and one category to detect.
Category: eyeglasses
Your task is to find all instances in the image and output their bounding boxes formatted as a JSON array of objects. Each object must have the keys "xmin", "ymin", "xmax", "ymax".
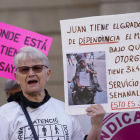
[{"xmin": 16, "ymin": 65, "xmax": 48, "ymax": 74}]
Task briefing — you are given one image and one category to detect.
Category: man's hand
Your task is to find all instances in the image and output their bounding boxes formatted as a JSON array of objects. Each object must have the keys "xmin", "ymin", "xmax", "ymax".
[
  {"xmin": 78, "ymin": 85, "xmax": 85, "ymax": 89},
  {"xmin": 86, "ymin": 69, "xmax": 97, "ymax": 74},
  {"xmin": 86, "ymin": 69, "xmax": 92, "ymax": 73},
  {"xmin": 86, "ymin": 105, "xmax": 105, "ymax": 140},
  {"xmin": 93, "ymin": 71, "xmax": 97, "ymax": 74},
  {"xmin": 86, "ymin": 104, "xmax": 105, "ymax": 127}
]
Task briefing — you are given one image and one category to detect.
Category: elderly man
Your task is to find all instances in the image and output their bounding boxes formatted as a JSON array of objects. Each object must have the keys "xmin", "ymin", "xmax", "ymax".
[
  {"xmin": 4, "ymin": 79, "xmax": 21, "ymax": 98},
  {"xmin": 72, "ymin": 53, "xmax": 102, "ymax": 105},
  {"xmin": 0, "ymin": 46, "xmax": 105, "ymax": 140}
]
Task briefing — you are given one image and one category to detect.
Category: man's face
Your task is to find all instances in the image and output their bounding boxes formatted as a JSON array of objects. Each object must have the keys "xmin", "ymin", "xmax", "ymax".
[
  {"xmin": 79, "ymin": 60, "xmax": 86, "ymax": 68},
  {"xmin": 7, "ymin": 87, "xmax": 21, "ymax": 98},
  {"xmin": 14, "ymin": 57, "xmax": 51, "ymax": 97}
]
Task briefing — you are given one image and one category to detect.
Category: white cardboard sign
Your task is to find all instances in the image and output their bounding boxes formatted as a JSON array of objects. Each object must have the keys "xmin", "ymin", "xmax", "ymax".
[{"xmin": 60, "ymin": 12, "xmax": 140, "ymax": 115}]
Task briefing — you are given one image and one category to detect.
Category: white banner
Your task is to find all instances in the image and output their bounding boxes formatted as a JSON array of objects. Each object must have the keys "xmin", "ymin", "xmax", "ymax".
[{"xmin": 60, "ymin": 12, "xmax": 140, "ymax": 115}]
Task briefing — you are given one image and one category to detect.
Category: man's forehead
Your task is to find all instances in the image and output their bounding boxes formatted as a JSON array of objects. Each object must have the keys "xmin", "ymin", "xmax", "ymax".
[
  {"xmin": 77, "ymin": 54, "xmax": 82, "ymax": 59},
  {"xmin": 79, "ymin": 60, "xmax": 85, "ymax": 63},
  {"xmin": 19, "ymin": 58, "xmax": 42, "ymax": 66}
]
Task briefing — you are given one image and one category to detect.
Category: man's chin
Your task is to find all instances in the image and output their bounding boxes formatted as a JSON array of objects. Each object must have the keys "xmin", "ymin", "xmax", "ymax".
[
  {"xmin": 25, "ymin": 89, "xmax": 41, "ymax": 96},
  {"xmin": 81, "ymin": 66, "xmax": 86, "ymax": 68}
]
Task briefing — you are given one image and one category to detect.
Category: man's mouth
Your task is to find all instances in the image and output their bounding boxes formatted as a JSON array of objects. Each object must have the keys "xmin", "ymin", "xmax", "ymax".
[{"xmin": 28, "ymin": 80, "xmax": 38, "ymax": 85}]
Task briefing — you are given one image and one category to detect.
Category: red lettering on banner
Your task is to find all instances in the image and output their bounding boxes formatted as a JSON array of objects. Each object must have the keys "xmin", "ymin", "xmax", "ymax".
[
  {"xmin": 122, "ymin": 113, "xmax": 131, "ymax": 124},
  {"xmin": 106, "ymin": 122, "xmax": 117, "ymax": 134},
  {"xmin": 134, "ymin": 112, "xmax": 140, "ymax": 122},
  {"xmin": 100, "ymin": 131, "xmax": 110, "ymax": 140}
]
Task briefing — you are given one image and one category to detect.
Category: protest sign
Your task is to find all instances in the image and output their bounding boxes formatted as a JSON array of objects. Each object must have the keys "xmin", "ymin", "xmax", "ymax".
[
  {"xmin": 0, "ymin": 22, "xmax": 53, "ymax": 80},
  {"xmin": 77, "ymin": 111, "xmax": 140, "ymax": 139},
  {"xmin": 101, "ymin": 111, "xmax": 140, "ymax": 140},
  {"xmin": 60, "ymin": 12, "xmax": 140, "ymax": 115}
]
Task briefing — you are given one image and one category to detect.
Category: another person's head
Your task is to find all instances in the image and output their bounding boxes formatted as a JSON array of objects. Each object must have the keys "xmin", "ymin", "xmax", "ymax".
[
  {"xmin": 14, "ymin": 46, "xmax": 51, "ymax": 97},
  {"xmin": 76, "ymin": 53, "xmax": 86, "ymax": 68},
  {"xmin": 83, "ymin": 52, "xmax": 87, "ymax": 58},
  {"xmin": 4, "ymin": 79, "xmax": 21, "ymax": 98}
]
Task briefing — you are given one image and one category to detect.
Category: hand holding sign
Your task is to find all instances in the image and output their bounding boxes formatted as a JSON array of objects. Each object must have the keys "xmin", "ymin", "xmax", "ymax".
[{"xmin": 86, "ymin": 104, "xmax": 105, "ymax": 140}]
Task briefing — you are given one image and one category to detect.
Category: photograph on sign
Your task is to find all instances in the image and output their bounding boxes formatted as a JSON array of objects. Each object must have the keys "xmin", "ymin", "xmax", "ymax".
[{"xmin": 66, "ymin": 51, "xmax": 107, "ymax": 107}]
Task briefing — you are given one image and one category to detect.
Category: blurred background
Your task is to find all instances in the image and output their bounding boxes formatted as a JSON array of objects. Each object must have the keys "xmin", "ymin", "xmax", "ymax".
[{"xmin": 0, "ymin": 0, "xmax": 140, "ymax": 106}]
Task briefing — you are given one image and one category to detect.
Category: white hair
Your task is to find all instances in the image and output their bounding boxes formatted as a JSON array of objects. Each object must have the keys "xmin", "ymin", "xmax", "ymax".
[
  {"xmin": 13, "ymin": 46, "xmax": 50, "ymax": 69},
  {"xmin": 4, "ymin": 79, "xmax": 21, "ymax": 95}
]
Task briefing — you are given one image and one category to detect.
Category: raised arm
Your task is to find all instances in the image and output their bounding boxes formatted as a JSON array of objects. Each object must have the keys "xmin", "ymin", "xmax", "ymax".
[{"xmin": 86, "ymin": 104, "xmax": 105, "ymax": 140}]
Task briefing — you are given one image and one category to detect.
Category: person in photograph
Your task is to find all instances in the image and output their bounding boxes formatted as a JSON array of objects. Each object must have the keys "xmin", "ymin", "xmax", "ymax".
[
  {"xmin": 84, "ymin": 52, "xmax": 87, "ymax": 59},
  {"xmin": 73, "ymin": 53, "xmax": 77, "ymax": 60},
  {"xmin": 0, "ymin": 46, "xmax": 105, "ymax": 140},
  {"xmin": 66, "ymin": 53, "xmax": 74, "ymax": 66},
  {"xmin": 71, "ymin": 53, "xmax": 102, "ymax": 105},
  {"xmin": 4, "ymin": 79, "xmax": 21, "ymax": 98},
  {"xmin": 89, "ymin": 52, "xmax": 94, "ymax": 60}
]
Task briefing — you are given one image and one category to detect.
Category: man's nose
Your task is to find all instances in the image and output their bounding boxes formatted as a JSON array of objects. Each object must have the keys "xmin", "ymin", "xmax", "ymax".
[{"xmin": 28, "ymin": 68, "xmax": 35, "ymax": 76}]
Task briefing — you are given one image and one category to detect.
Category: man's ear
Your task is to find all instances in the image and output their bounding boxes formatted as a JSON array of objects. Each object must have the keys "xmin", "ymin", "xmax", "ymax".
[
  {"xmin": 14, "ymin": 72, "xmax": 20, "ymax": 84},
  {"xmin": 46, "ymin": 69, "xmax": 51, "ymax": 81}
]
